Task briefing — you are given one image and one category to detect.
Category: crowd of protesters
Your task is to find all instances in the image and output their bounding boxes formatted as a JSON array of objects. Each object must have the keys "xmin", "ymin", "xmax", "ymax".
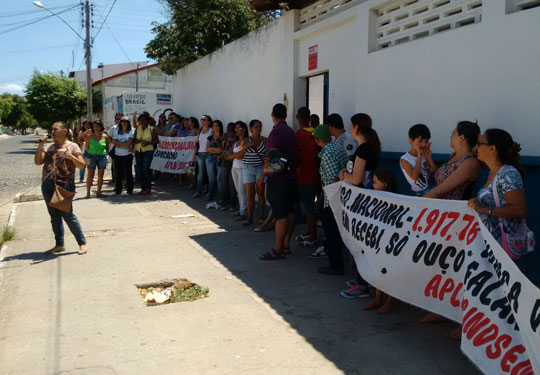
[{"xmin": 36, "ymin": 103, "xmax": 533, "ymax": 341}]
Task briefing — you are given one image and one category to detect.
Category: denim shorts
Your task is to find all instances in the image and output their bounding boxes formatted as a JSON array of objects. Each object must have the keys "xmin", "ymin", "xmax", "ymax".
[
  {"xmin": 88, "ymin": 154, "xmax": 107, "ymax": 170},
  {"xmin": 242, "ymin": 164, "xmax": 264, "ymax": 184}
]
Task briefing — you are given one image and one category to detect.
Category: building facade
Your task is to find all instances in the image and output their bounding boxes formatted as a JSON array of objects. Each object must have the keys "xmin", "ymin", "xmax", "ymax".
[
  {"xmin": 92, "ymin": 64, "xmax": 174, "ymax": 127},
  {"xmin": 172, "ymin": 0, "xmax": 540, "ymax": 281}
]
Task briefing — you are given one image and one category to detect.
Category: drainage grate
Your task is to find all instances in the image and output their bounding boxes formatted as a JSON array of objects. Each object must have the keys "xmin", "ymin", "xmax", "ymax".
[{"xmin": 136, "ymin": 279, "xmax": 209, "ymax": 306}]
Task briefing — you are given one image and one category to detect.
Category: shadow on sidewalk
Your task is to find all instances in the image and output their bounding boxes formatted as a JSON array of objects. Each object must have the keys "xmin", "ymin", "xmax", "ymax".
[
  {"xmin": 1, "ymin": 251, "xmax": 76, "ymax": 265},
  {"xmin": 160, "ymin": 182, "xmax": 480, "ymax": 375}
]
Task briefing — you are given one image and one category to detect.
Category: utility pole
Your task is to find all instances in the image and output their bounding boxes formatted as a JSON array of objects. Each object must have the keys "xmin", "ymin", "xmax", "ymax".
[{"xmin": 85, "ymin": 0, "xmax": 93, "ymax": 122}]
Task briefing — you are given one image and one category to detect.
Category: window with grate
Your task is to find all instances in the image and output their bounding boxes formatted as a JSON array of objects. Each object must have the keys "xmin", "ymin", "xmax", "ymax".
[
  {"xmin": 506, "ymin": 0, "xmax": 540, "ymax": 13},
  {"xmin": 371, "ymin": 0, "xmax": 482, "ymax": 51}
]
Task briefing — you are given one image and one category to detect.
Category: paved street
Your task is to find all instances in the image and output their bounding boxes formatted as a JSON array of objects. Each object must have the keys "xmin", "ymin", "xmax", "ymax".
[{"xmin": 0, "ymin": 134, "xmax": 43, "ymax": 200}]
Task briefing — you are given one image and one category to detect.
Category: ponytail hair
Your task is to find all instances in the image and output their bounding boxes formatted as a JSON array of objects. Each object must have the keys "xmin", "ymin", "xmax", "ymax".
[
  {"xmin": 456, "ymin": 121, "xmax": 480, "ymax": 149},
  {"xmin": 350, "ymin": 113, "xmax": 381, "ymax": 155},
  {"xmin": 485, "ymin": 128, "xmax": 525, "ymax": 178}
]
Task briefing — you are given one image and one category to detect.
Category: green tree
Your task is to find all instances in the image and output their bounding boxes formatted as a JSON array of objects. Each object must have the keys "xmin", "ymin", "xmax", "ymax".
[
  {"xmin": 0, "ymin": 93, "xmax": 38, "ymax": 134},
  {"xmin": 0, "ymin": 94, "xmax": 15, "ymax": 123},
  {"xmin": 25, "ymin": 70, "xmax": 86, "ymax": 129},
  {"xmin": 145, "ymin": 0, "xmax": 271, "ymax": 74}
]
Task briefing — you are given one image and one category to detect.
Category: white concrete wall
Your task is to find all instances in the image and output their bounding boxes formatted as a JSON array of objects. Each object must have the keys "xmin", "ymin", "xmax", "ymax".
[
  {"xmin": 353, "ymin": 0, "xmax": 540, "ymax": 156},
  {"xmin": 172, "ymin": 1, "xmax": 540, "ymax": 156},
  {"xmin": 172, "ymin": 12, "xmax": 299, "ymax": 136},
  {"xmin": 295, "ymin": 10, "xmax": 359, "ymax": 126}
]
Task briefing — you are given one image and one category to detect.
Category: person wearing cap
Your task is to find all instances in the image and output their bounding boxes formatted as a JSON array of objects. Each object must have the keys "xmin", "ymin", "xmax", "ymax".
[
  {"xmin": 111, "ymin": 116, "xmax": 134, "ymax": 195},
  {"xmin": 313, "ymin": 124, "xmax": 348, "ymax": 275}
]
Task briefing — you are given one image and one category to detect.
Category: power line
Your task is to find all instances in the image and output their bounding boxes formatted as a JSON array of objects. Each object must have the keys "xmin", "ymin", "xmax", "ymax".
[
  {"xmin": 92, "ymin": 0, "xmax": 117, "ymax": 40},
  {"xmin": 0, "ymin": 5, "xmax": 79, "ymax": 37},
  {"xmin": 3, "ymin": 43, "xmax": 81, "ymax": 55},
  {"xmin": 0, "ymin": 4, "xmax": 78, "ymax": 19},
  {"xmin": 104, "ymin": 22, "xmax": 135, "ymax": 67}
]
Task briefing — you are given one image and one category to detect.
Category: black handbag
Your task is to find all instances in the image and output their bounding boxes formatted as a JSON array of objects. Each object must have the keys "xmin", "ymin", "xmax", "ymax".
[{"xmin": 264, "ymin": 150, "xmax": 291, "ymax": 175}]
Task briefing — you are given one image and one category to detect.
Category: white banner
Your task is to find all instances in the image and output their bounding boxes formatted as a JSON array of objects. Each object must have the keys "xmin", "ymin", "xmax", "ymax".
[
  {"xmin": 326, "ymin": 181, "xmax": 540, "ymax": 375},
  {"xmin": 150, "ymin": 136, "xmax": 197, "ymax": 174}
]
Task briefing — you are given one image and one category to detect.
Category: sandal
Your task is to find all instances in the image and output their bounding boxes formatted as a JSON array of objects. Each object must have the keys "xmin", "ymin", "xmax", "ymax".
[
  {"xmin": 259, "ymin": 249, "xmax": 285, "ymax": 260},
  {"xmin": 283, "ymin": 246, "xmax": 291, "ymax": 255}
]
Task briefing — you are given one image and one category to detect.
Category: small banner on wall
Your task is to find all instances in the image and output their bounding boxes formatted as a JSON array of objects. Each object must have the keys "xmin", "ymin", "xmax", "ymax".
[
  {"xmin": 309, "ymin": 45, "xmax": 318, "ymax": 71},
  {"xmin": 150, "ymin": 136, "xmax": 197, "ymax": 174},
  {"xmin": 326, "ymin": 181, "xmax": 540, "ymax": 375}
]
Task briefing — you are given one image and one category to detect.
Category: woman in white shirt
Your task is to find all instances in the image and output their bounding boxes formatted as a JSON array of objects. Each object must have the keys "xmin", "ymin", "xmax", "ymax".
[
  {"xmin": 193, "ymin": 115, "xmax": 214, "ymax": 199},
  {"xmin": 112, "ymin": 116, "xmax": 134, "ymax": 195},
  {"xmin": 227, "ymin": 121, "xmax": 248, "ymax": 221}
]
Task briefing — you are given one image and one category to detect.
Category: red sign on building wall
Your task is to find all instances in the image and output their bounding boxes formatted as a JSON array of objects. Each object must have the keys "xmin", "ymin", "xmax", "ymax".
[{"xmin": 308, "ymin": 45, "xmax": 318, "ymax": 71}]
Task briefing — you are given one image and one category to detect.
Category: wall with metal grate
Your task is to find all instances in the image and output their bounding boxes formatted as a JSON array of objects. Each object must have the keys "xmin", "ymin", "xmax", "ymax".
[
  {"xmin": 372, "ymin": 0, "xmax": 482, "ymax": 51},
  {"xmin": 506, "ymin": 0, "xmax": 540, "ymax": 13}
]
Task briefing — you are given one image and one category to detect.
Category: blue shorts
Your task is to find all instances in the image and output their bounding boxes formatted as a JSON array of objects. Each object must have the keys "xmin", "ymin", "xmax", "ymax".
[
  {"xmin": 88, "ymin": 154, "xmax": 107, "ymax": 170},
  {"xmin": 242, "ymin": 164, "xmax": 264, "ymax": 184}
]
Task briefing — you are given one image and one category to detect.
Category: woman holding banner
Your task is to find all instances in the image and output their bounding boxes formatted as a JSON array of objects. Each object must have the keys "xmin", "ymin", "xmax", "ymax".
[
  {"xmin": 421, "ymin": 121, "xmax": 480, "ymax": 334},
  {"xmin": 337, "ymin": 113, "xmax": 381, "ymax": 297},
  {"xmin": 424, "ymin": 121, "xmax": 481, "ymax": 201},
  {"xmin": 468, "ymin": 129, "xmax": 530, "ymax": 259}
]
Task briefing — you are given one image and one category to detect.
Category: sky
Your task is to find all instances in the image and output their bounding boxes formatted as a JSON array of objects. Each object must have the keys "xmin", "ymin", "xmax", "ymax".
[{"xmin": 0, "ymin": 0, "xmax": 168, "ymax": 96}]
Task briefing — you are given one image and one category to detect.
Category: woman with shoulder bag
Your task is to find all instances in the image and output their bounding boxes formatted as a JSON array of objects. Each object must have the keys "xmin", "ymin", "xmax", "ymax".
[
  {"xmin": 468, "ymin": 129, "xmax": 534, "ymax": 259},
  {"xmin": 35, "ymin": 122, "xmax": 88, "ymax": 255}
]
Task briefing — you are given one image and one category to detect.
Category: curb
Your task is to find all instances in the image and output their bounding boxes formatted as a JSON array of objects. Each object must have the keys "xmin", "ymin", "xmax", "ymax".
[{"xmin": 13, "ymin": 192, "xmax": 42, "ymax": 203}]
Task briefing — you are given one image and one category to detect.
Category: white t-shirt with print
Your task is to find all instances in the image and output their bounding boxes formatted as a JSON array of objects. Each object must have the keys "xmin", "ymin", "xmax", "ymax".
[{"xmin": 113, "ymin": 129, "xmax": 134, "ymax": 156}]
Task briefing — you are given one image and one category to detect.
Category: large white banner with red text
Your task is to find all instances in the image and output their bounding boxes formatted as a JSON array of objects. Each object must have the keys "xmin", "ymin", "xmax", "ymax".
[
  {"xmin": 326, "ymin": 181, "xmax": 539, "ymax": 375},
  {"xmin": 150, "ymin": 136, "xmax": 197, "ymax": 174}
]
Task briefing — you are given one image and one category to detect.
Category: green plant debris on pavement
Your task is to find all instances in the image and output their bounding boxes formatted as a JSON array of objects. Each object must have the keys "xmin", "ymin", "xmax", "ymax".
[
  {"xmin": 0, "ymin": 225, "xmax": 15, "ymax": 247},
  {"xmin": 137, "ymin": 278, "xmax": 209, "ymax": 306}
]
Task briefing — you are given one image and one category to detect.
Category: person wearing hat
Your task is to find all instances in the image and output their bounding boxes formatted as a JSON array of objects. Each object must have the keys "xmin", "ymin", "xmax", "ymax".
[
  {"xmin": 313, "ymin": 124, "xmax": 349, "ymax": 275},
  {"xmin": 111, "ymin": 116, "xmax": 134, "ymax": 195}
]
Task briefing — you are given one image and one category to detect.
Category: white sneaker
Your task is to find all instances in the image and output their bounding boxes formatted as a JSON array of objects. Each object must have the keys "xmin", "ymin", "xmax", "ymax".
[
  {"xmin": 310, "ymin": 245, "xmax": 327, "ymax": 259},
  {"xmin": 205, "ymin": 201, "xmax": 220, "ymax": 209}
]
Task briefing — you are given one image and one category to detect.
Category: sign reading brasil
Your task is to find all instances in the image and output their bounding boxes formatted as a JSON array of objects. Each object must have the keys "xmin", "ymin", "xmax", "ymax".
[
  {"xmin": 150, "ymin": 136, "xmax": 197, "ymax": 174},
  {"xmin": 326, "ymin": 181, "xmax": 540, "ymax": 375}
]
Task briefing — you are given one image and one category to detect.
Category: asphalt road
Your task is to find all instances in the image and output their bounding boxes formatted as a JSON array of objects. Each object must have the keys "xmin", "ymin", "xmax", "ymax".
[{"xmin": 0, "ymin": 134, "xmax": 44, "ymax": 200}]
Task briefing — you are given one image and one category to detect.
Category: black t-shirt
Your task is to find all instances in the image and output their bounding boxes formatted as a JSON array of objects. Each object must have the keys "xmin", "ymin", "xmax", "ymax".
[{"xmin": 346, "ymin": 142, "xmax": 379, "ymax": 188}]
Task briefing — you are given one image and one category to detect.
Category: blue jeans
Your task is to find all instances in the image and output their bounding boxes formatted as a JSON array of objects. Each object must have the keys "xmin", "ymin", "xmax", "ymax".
[
  {"xmin": 197, "ymin": 153, "xmax": 217, "ymax": 200},
  {"xmin": 135, "ymin": 151, "xmax": 154, "ymax": 190},
  {"xmin": 41, "ymin": 179, "xmax": 86, "ymax": 247}
]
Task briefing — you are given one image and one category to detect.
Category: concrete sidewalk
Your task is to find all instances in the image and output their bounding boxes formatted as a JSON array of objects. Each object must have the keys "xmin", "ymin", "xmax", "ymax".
[{"xmin": 0, "ymin": 180, "xmax": 479, "ymax": 375}]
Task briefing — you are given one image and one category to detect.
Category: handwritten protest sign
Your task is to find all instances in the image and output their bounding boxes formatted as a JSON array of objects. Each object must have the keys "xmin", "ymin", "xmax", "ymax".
[
  {"xmin": 326, "ymin": 181, "xmax": 539, "ymax": 375},
  {"xmin": 150, "ymin": 136, "xmax": 197, "ymax": 174}
]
